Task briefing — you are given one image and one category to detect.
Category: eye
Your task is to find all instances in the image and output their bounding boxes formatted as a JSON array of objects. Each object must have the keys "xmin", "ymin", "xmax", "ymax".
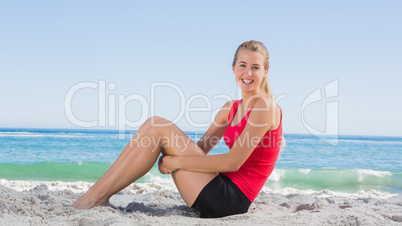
[
  {"xmin": 239, "ymin": 64, "xmax": 246, "ymax": 67},
  {"xmin": 253, "ymin": 66, "xmax": 260, "ymax": 70}
]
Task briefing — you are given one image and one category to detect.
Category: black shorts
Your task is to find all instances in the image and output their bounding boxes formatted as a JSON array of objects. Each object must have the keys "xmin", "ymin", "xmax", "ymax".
[{"xmin": 191, "ymin": 173, "xmax": 251, "ymax": 218}]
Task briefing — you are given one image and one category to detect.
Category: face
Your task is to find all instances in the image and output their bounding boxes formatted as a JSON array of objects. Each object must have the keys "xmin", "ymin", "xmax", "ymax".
[{"xmin": 232, "ymin": 48, "xmax": 268, "ymax": 96}]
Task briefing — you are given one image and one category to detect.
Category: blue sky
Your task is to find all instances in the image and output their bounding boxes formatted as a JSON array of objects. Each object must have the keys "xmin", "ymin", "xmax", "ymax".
[{"xmin": 1, "ymin": 1, "xmax": 401, "ymax": 136}]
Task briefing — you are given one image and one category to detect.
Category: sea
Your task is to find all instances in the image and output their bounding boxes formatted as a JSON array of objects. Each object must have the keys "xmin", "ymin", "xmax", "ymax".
[{"xmin": 0, "ymin": 128, "xmax": 401, "ymax": 194}]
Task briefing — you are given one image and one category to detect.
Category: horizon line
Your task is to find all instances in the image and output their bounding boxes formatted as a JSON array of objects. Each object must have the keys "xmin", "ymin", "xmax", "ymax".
[{"xmin": 0, "ymin": 127, "xmax": 401, "ymax": 138}]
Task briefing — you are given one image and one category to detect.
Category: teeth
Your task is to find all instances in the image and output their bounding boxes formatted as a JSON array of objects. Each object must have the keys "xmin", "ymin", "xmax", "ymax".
[{"xmin": 242, "ymin": 79, "xmax": 253, "ymax": 84}]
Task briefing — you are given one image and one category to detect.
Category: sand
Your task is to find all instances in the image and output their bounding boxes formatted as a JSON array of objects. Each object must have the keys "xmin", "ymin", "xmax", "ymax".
[{"xmin": 1, "ymin": 179, "xmax": 401, "ymax": 226}]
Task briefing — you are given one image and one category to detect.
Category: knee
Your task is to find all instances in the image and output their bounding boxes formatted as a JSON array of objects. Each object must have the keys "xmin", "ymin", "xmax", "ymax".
[
  {"xmin": 136, "ymin": 116, "xmax": 165, "ymax": 136},
  {"xmin": 147, "ymin": 115, "xmax": 166, "ymax": 124},
  {"xmin": 144, "ymin": 116, "xmax": 170, "ymax": 136},
  {"xmin": 143, "ymin": 116, "xmax": 164, "ymax": 131},
  {"xmin": 146, "ymin": 116, "xmax": 162, "ymax": 124},
  {"xmin": 148, "ymin": 116, "xmax": 173, "ymax": 128}
]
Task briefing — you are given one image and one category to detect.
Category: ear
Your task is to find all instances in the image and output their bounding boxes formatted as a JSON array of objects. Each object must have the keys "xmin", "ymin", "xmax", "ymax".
[
  {"xmin": 232, "ymin": 65, "xmax": 235, "ymax": 73},
  {"xmin": 264, "ymin": 67, "xmax": 269, "ymax": 77}
]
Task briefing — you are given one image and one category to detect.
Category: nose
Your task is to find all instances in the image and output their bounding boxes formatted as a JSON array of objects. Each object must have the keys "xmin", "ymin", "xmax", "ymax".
[{"xmin": 246, "ymin": 67, "xmax": 252, "ymax": 76}]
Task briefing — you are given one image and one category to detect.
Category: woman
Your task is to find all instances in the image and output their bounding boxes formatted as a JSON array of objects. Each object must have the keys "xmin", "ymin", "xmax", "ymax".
[{"xmin": 72, "ymin": 40, "xmax": 283, "ymax": 218}]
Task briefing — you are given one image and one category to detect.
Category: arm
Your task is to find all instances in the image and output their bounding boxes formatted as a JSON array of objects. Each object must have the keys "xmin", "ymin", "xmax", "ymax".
[
  {"xmin": 196, "ymin": 100, "xmax": 235, "ymax": 154},
  {"xmin": 158, "ymin": 100, "xmax": 232, "ymax": 174},
  {"xmin": 164, "ymin": 98, "xmax": 280, "ymax": 173}
]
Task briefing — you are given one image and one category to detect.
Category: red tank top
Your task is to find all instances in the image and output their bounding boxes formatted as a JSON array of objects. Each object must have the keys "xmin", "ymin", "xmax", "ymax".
[{"xmin": 221, "ymin": 99, "xmax": 282, "ymax": 202}]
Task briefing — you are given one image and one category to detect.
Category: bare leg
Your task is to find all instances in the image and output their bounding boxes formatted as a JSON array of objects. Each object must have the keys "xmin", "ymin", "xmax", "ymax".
[
  {"xmin": 98, "ymin": 117, "xmax": 158, "ymax": 181},
  {"xmin": 72, "ymin": 116, "xmax": 217, "ymax": 209},
  {"xmin": 72, "ymin": 117, "xmax": 156, "ymax": 207}
]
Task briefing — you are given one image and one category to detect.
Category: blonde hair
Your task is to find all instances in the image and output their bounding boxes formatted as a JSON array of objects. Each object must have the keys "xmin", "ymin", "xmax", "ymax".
[{"xmin": 232, "ymin": 40, "xmax": 272, "ymax": 98}]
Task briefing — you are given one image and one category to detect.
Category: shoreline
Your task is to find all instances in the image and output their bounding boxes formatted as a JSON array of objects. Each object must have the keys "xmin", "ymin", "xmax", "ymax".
[
  {"xmin": 1, "ymin": 179, "xmax": 401, "ymax": 225},
  {"xmin": 2, "ymin": 164, "xmax": 401, "ymax": 194}
]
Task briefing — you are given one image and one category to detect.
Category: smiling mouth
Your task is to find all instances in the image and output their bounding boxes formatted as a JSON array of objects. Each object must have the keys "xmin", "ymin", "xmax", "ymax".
[{"xmin": 242, "ymin": 78, "xmax": 254, "ymax": 84}]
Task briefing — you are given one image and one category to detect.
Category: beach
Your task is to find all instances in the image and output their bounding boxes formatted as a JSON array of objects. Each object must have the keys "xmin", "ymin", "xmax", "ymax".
[
  {"xmin": 1, "ymin": 129, "xmax": 401, "ymax": 225},
  {"xmin": 2, "ymin": 0, "xmax": 402, "ymax": 224},
  {"xmin": 1, "ymin": 179, "xmax": 402, "ymax": 225}
]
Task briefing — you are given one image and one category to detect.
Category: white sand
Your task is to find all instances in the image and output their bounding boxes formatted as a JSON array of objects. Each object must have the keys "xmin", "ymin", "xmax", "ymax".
[{"xmin": 1, "ymin": 179, "xmax": 401, "ymax": 226}]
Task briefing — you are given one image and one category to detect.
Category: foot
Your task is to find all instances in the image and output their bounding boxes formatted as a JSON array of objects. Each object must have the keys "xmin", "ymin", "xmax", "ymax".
[{"xmin": 72, "ymin": 191, "xmax": 110, "ymax": 209}]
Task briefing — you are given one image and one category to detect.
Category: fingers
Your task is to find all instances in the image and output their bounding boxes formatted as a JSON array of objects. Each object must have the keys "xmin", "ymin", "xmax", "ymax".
[
  {"xmin": 158, "ymin": 163, "xmax": 172, "ymax": 174},
  {"xmin": 163, "ymin": 165, "xmax": 172, "ymax": 174},
  {"xmin": 159, "ymin": 168, "xmax": 172, "ymax": 174}
]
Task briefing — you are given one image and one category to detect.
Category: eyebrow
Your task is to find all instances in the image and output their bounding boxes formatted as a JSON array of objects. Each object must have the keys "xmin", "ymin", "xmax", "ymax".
[{"xmin": 239, "ymin": 61, "xmax": 261, "ymax": 66}]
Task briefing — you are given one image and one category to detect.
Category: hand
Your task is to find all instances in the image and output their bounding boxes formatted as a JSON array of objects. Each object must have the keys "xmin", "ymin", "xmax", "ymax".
[
  {"xmin": 158, "ymin": 155, "xmax": 172, "ymax": 174},
  {"xmin": 162, "ymin": 156, "xmax": 179, "ymax": 172}
]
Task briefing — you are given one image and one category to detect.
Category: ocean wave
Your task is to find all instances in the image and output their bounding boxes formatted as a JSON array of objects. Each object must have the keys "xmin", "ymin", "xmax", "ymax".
[
  {"xmin": 269, "ymin": 168, "xmax": 395, "ymax": 179},
  {"xmin": 327, "ymin": 139, "xmax": 402, "ymax": 145},
  {"xmin": 287, "ymin": 137, "xmax": 402, "ymax": 145},
  {"xmin": 145, "ymin": 172, "xmax": 174, "ymax": 185},
  {"xmin": 0, "ymin": 131, "xmax": 35, "ymax": 134},
  {"xmin": 0, "ymin": 133, "xmax": 97, "ymax": 138},
  {"xmin": 0, "ymin": 163, "xmax": 401, "ymax": 194},
  {"xmin": 356, "ymin": 169, "xmax": 393, "ymax": 182},
  {"xmin": 269, "ymin": 169, "xmax": 286, "ymax": 182},
  {"xmin": 266, "ymin": 168, "xmax": 401, "ymax": 193},
  {"xmin": 298, "ymin": 169, "xmax": 311, "ymax": 174},
  {"xmin": 260, "ymin": 186, "xmax": 397, "ymax": 199}
]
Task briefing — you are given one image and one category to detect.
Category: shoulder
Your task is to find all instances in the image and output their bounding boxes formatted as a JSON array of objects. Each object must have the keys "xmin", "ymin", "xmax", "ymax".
[
  {"xmin": 224, "ymin": 99, "xmax": 238, "ymax": 107},
  {"xmin": 250, "ymin": 97, "xmax": 281, "ymax": 127},
  {"xmin": 214, "ymin": 100, "xmax": 239, "ymax": 124},
  {"xmin": 254, "ymin": 96, "xmax": 279, "ymax": 112},
  {"xmin": 221, "ymin": 100, "xmax": 238, "ymax": 112}
]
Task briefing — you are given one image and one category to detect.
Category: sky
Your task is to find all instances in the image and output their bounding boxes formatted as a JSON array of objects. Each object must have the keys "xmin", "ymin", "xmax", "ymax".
[{"xmin": 0, "ymin": 0, "xmax": 401, "ymax": 137}]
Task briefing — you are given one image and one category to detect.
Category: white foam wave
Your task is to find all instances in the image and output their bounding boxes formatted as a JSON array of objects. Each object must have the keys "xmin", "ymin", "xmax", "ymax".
[
  {"xmin": 1, "ymin": 178, "xmax": 396, "ymax": 200},
  {"xmin": 0, "ymin": 178, "xmax": 94, "ymax": 193},
  {"xmin": 298, "ymin": 169, "xmax": 311, "ymax": 175},
  {"xmin": 268, "ymin": 169, "xmax": 285, "ymax": 182},
  {"xmin": 0, "ymin": 131, "xmax": 35, "ymax": 134},
  {"xmin": 0, "ymin": 134, "xmax": 96, "ymax": 138},
  {"xmin": 357, "ymin": 169, "xmax": 392, "ymax": 182},
  {"xmin": 290, "ymin": 137, "xmax": 402, "ymax": 145},
  {"xmin": 326, "ymin": 139, "xmax": 402, "ymax": 145},
  {"xmin": 145, "ymin": 173, "xmax": 174, "ymax": 185},
  {"xmin": 261, "ymin": 186, "xmax": 397, "ymax": 199}
]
